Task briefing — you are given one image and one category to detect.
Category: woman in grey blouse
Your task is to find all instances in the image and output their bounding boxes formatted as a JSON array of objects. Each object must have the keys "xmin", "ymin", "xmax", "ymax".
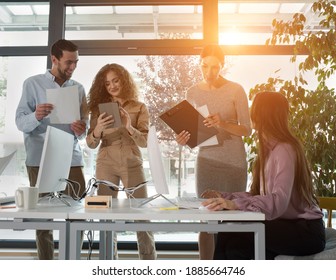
[{"xmin": 176, "ymin": 45, "xmax": 252, "ymax": 259}]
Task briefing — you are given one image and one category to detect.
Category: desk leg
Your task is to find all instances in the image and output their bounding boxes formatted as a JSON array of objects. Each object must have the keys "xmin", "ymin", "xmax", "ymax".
[
  {"xmin": 254, "ymin": 223, "xmax": 265, "ymax": 260},
  {"xmin": 99, "ymin": 230, "xmax": 114, "ymax": 260},
  {"xmin": 58, "ymin": 221, "xmax": 69, "ymax": 260},
  {"xmin": 99, "ymin": 231, "xmax": 107, "ymax": 260},
  {"xmin": 69, "ymin": 223, "xmax": 82, "ymax": 260},
  {"xmin": 106, "ymin": 231, "xmax": 113, "ymax": 260}
]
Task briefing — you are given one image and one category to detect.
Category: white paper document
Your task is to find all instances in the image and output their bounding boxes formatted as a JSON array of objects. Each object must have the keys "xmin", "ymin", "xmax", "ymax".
[
  {"xmin": 196, "ymin": 105, "xmax": 219, "ymax": 147},
  {"xmin": 46, "ymin": 85, "xmax": 80, "ymax": 124}
]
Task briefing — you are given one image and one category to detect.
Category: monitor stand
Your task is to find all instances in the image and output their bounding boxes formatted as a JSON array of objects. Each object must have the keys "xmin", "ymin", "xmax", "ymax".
[
  {"xmin": 39, "ymin": 192, "xmax": 72, "ymax": 207},
  {"xmin": 94, "ymin": 179, "xmax": 177, "ymax": 208},
  {"xmin": 134, "ymin": 193, "xmax": 177, "ymax": 208}
]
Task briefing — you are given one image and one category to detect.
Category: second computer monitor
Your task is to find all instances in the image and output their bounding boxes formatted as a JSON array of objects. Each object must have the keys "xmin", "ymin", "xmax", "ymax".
[
  {"xmin": 147, "ymin": 126, "xmax": 169, "ymax": 195},
  {"xmin": 35, "ymin": 126, "xmax": 74, "ymax": 194}
]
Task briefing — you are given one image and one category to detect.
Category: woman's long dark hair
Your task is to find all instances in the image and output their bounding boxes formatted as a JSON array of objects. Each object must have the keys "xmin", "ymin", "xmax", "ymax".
[{"xmin": 249, "ymin": 91, "xmax": 317, "ymax": 206}]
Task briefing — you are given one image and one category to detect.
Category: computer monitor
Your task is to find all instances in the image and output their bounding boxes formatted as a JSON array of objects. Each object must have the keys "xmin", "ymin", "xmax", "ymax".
[
  {"xmin": 136, "ymin": 126, "xmax": 175, "ymax": 207},
  {"xmin": 147, "ymin": 126, "xmax": 169, "ymax": 195},
  {"xmin": 35, "ymin": 126, "xmax": 74, "ymax": 198}
]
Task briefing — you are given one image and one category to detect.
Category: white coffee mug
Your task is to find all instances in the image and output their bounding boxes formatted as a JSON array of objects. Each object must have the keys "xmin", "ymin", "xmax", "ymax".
[{"xmin": 15, "ymin": 187, "xmax": 39, "ymax": 209}]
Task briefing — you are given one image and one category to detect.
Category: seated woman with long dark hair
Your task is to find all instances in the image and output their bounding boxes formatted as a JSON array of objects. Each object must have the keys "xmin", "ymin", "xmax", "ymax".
[{"xmin": 201, "ymin": 91, "xmax": 325, "ymax": 260}]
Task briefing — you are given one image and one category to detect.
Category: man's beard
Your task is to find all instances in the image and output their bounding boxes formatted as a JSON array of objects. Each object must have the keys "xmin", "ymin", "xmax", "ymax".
[{"xmin": 57, "ymin": 67, "xmax": 72, "ymax": 80}]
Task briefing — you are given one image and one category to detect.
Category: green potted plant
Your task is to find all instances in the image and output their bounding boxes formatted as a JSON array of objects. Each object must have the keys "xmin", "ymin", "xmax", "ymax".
[{"xmin": 246, "ymin": 0, "xmax": 336, "ymax": 207}]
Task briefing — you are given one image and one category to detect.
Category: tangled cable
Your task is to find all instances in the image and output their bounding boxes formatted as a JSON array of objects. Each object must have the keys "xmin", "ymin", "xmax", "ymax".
[{"xmin": 79, "ymin": 178, "xmax": 148, "ymax": 201}]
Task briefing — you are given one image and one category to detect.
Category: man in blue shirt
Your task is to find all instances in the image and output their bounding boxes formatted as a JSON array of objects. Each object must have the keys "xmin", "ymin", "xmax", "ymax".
[{"xmin": 15, "ymin": 39, "xmax": 88, "ymax": 260}]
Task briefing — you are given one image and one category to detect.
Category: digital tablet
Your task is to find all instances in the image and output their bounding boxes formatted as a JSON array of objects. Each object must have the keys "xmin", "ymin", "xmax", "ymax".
[{"xmin": 98, "ymin": 102, "xmax": 122, "ymax": 128}]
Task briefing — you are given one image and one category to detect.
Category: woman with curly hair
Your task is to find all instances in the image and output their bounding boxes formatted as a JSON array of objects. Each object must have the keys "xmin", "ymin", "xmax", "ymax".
[{"xmin": 86, "ymin": 63, "xmax": 156, "ymax": 260}]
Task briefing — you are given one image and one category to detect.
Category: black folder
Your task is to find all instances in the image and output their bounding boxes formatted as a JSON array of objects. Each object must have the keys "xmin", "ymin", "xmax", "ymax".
[
  {"xmin": 159, "ymin": 100, "xmax": 218, "ymax": 148},
  {"xmin": 98, "ymin": 102, "xmax": 122, "ymax": 128}
]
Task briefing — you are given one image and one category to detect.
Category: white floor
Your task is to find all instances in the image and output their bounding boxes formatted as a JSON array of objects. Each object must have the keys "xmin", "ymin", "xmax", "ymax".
[{"xmin": 0, "ymin": 248, "xmax": 199, "ymax": 260}]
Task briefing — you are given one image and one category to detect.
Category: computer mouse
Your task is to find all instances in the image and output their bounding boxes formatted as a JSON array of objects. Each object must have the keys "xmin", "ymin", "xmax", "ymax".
[{"xmin": 198, "ymin": 205, "xmax": 209, "ymax": 210}]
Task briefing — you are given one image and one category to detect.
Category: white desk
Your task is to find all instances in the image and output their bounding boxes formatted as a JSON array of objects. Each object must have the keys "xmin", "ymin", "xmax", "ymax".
[
  {"xmin": 0, "ymin": 200, "xmax": 82, "ymax": 260},
  {"xmin": 68, "ymin": 199, "xmax": 265, "ymax": 260}
]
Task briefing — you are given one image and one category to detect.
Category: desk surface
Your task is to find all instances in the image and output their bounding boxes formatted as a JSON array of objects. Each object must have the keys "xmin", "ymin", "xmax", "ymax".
[
  {"xmin": 68, "ymin": 198, "xmax": 265, "ymax": 221},
  {"xmin": 0, "ymin": 198, "xmax": 82, "ymax": 219},
  {"xmin": 0, "ymin": 198, "xmax": 265, "ymax": 222},
  {"xmin": 0, "ymin": 197, "xmax": 266, "ymax": 260}
]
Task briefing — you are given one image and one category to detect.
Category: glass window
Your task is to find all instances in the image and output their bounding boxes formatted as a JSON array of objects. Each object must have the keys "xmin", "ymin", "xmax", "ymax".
[
  {"xmin": 0, "ymin": 56, "xmax": 46, "ymax": 199},
  {"xmin": 0, "ymin": 53, "xmax": 316, "ymax": 197},
  {"xmin": 73, "ymin": 55, "xmax": 202, "ymax": 199},
  {"xmin": 1, "ymin": 52, "xmax": 335, "ymax": 244},
  {"xmin": 218, "ymin": 1, "xmax": 312, "ymax": 45},
  {"xmin": 65, "ymin": 4, "xmax": 203, "ymax": 40},
  {"xmin": 74, "ymin": 54, "xmax": 310, "ymax": 201},
  {"xmin": 0, "ymin": 2, "xmax": 49, "ymax": 46}
]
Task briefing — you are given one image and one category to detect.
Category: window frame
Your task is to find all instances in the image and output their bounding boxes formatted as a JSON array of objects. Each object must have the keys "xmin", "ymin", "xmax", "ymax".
[{"xmin": 0, "ymin": 0, "xmax": 299, "ymax": 59}]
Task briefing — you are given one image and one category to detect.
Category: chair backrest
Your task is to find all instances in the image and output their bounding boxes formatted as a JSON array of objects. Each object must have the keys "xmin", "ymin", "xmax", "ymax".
[
  {"xmin": 318, "ymin": 196, "xmax": 336, "ymax": 228},
  {"xmin": 0, "ymin": 150, "xmax": 16, "ymax": 175}
]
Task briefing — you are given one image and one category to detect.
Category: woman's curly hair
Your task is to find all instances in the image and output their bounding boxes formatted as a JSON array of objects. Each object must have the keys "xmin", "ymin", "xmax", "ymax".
[{"xmin": 87, "ymin": 63, "xmax": 139, "ymax": 113}]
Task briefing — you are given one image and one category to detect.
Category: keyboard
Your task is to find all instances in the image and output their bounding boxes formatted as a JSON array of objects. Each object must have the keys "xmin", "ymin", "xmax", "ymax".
[
  {"xmin": 0, "ymin": 195, "xmax": 15, "ymax": 205},
  {"xmin": 175, "ymin": 196, "xmax": 206, "ymax": 209}
]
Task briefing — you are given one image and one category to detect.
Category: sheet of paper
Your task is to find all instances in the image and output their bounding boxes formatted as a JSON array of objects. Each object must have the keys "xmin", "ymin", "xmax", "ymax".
[
  {"xmin": 46, "ymin": 85, "xmax": 80, "ymax": 124},
  {"xmin": 196, "ymin": 104, "xmax": 209, "ymax": 118},
  {"xmin": 196, "ymin": 105, "xmax": 219, "ymax": 147}
]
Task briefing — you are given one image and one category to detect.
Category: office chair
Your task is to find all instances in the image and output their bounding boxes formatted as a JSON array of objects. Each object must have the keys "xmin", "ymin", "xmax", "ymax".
[{"xmin": 275, "ymin": 196, "xmax": 336, "ymax": 260}]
